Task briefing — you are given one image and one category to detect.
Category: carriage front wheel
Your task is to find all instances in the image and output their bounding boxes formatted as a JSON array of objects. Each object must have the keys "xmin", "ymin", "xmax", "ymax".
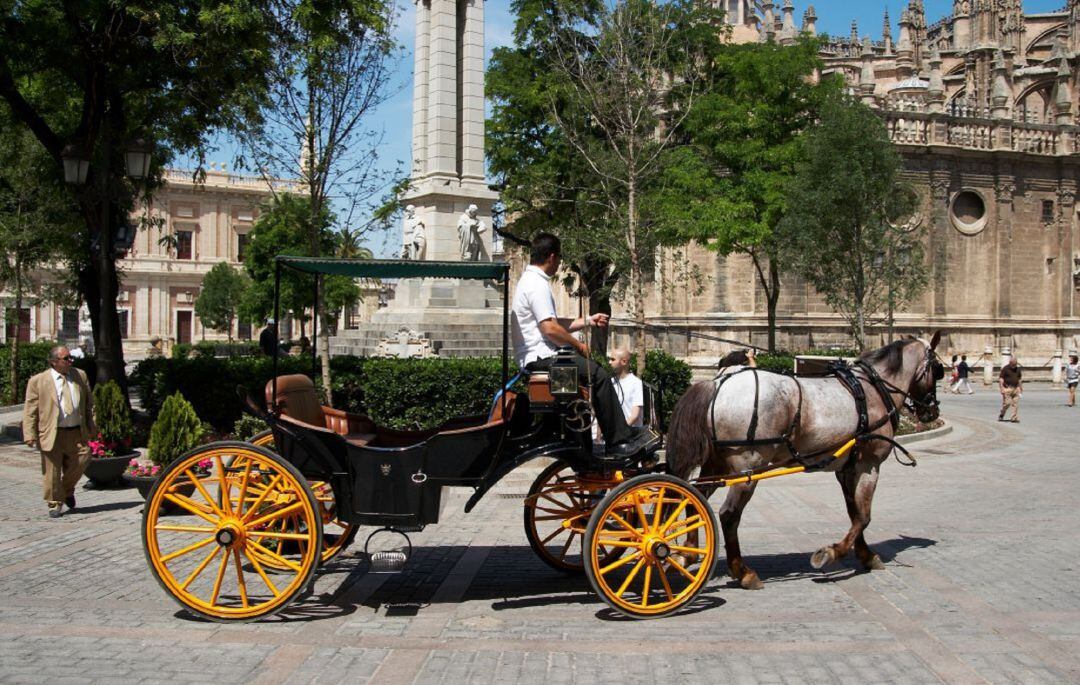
[
  {"xmin": 584, "ymin": 474, "xmax": 718, "ymax": 618},
  {"xmin": 142, "ymin": 442, "xmax": 323, "ymax": 622}
]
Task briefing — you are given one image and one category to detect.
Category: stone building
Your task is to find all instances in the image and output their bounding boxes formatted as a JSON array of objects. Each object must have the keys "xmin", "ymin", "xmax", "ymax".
[{"xmin": 609, "ymin": 0, "xmax": 1080, "ymax": 377}]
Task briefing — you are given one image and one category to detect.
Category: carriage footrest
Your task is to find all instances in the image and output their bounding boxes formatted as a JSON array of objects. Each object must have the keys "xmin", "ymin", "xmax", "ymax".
[{"xmin": 369, "ymin": 551, "xmax": 408, "ymax": 573}]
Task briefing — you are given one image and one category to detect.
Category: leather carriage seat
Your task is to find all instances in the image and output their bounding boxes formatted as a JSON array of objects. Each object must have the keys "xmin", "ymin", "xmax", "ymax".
[{"xmin": 265, "ymin": 375, "xmax": 376, "ymax": 446}]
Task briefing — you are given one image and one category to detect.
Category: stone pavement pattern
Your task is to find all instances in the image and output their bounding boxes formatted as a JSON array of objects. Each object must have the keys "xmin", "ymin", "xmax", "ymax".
[{"xmin": 0, "ymin": 390, "xmax": 1078, "ymax": 684}]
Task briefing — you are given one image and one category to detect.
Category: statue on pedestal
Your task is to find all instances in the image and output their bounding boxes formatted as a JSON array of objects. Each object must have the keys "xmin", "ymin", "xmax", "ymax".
[
  {"xmin": 401, "ymin": 205, "xmax": 426, "ymax": 260},
  {"xmin": 456, "ymin": 204, "xmax": 486, "ymax": 261}
]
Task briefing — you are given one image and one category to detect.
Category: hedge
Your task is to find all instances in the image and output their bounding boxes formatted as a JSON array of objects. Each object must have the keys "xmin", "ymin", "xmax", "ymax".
[
  {"xmin": 130, "ymin": 349, "xmax": 694, "ymax": 433},
  {"xmin": 0, "ymin": 341, "xmax": 96, "ymax": 403}
]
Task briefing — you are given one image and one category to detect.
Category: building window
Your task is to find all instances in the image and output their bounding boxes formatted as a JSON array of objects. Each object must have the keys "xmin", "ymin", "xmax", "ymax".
[
  {"xmin": 5, "ymin": 307, "xmax": 30, "ymax": 342},
  {"xmin": 238, "ymin": 320, "xmax": 252, "ymax": 340},
  {"xmin": 1042, "ymin": 200, "xmax": 1055, "ymax": 223},
  {"xmin": 237, "ymin": 233, "xmax": 250, "ymax": 262},
  {"xmin": 117, "ymin": 309, "xmax": 130, "ymax": 339},
  {"xmin": 60, "ymin": 308, "xmax": 79, "ymax": 341},
  {"xmin": 177, "ymin": 230, "xmax": 193, "ymax": 260}
]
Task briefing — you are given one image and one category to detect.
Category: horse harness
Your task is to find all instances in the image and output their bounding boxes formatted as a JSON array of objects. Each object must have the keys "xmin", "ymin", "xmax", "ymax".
[{"xmin": 707, "ymin": 361, "xmax": 920, "ymax": 473}]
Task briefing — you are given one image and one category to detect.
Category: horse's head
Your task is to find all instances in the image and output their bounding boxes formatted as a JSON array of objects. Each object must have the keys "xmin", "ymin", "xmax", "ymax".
[{"xmin": 906, "ymin": 331, "xmax": 944, "ymax": 423}]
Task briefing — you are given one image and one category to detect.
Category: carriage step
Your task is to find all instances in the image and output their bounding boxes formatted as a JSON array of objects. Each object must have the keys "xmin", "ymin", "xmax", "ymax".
[{"xmin": 369, "ymin": 551, "xmax": 408, "ymax": 573}]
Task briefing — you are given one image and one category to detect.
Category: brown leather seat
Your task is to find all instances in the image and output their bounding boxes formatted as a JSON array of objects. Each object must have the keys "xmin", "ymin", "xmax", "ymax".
[{"xmin": 265, "ymin": 375, "xmax": 377, "ymax": 445}]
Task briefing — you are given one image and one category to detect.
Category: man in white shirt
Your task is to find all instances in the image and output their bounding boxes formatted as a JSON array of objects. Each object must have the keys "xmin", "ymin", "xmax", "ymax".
[
  {"xmin": 512, "ymin": 233, "xmax": 647, "ymax": 457},
  {"xmin": 608, "ymin": 348, "xmax": 644, "ymax": 427},
  {"xmin": 22, "ymin": 345, "xmax": 96, "ymax": 518}
]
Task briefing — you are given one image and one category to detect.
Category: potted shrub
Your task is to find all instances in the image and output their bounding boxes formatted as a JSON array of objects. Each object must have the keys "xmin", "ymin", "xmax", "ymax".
[
  {"xmin": 83, "ymin": 381, "xmax": 137, "ymax": 487},
  {"xmin": 125, "ymin": 392, "xmax": 206, "ymax": 506}
]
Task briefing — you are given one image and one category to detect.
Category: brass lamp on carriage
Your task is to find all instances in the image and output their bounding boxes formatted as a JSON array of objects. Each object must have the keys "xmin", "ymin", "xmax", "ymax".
[{"xmin": 548, "ymin": 349, "xmax": 581, "ymax": 400}]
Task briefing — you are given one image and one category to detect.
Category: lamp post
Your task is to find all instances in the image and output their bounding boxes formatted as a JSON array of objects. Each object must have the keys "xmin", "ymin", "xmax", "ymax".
[{"xmin": 59, "ymin": 135, "xmax": 153, "ymax": 385}]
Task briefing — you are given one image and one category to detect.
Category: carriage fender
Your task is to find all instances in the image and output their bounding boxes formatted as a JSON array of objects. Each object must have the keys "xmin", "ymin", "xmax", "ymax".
[{"xmin": 463, "ymin": 444, "xmax": 581, "ymax": 513}]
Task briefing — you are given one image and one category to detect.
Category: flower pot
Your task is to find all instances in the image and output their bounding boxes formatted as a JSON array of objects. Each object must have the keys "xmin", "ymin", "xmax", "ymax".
[
  {"xmin": 84, "ymin": 450, "xmax": 138, "ymax": 488},
  {"xmin": 125, "ymin": 474, "xmax": 197, "ymax": 515}
]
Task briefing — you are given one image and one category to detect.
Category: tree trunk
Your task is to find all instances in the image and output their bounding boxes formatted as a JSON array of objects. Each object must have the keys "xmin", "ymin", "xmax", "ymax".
[
  {"xmin": 628, "ymin": 179, "xmax": 646, "ymax": 377},
  {"xmin": 767, "ymin": 258, "xmax": 781, "ymax": 354},
  {"xmin": 10, "ymin": 257, "xmax": 21, "ymax": 404}
]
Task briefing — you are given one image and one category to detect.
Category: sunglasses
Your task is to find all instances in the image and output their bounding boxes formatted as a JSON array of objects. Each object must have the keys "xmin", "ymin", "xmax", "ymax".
[{"xmin": 55, "ymin": 355, "xmax": 74, "ymax": 362}]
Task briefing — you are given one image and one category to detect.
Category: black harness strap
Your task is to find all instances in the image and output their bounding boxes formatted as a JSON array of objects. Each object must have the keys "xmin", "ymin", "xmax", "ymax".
[
  {"xmin": 855, "ymin": 361, "xmax": 900, "ymax": 432},
  {"xmin": 830, "ymin": 361, "xmax": 869, "ymax": 435}
]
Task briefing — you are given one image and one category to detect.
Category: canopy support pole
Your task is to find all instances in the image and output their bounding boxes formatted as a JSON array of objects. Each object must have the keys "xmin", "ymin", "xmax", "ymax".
[
  {"xmin": 311, "ymin": 273, "xmax": 319, "ymax": 377},
  {"xmin": 272, "ymin": 259, "xmax": 282, "ymax": 411},
  {"xmin": 501, "ymin": 274, "xmax": 509, "ymax": 417}
]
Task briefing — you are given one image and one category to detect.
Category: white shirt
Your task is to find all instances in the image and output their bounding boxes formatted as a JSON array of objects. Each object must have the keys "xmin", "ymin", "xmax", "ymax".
[
  {"xmin": 612, "ymin": 372, "xmax": 644, "ymax": 427},
  {"xmin": 50, "ymin": 369, "xmax": 81, "ymax": 428},
  {"xmin": 68, "ymin": 347, "xmax": 86, "ymax": 359},
  {"xmin": 511, "ymin": 265, "xmax": 559, "ymax": 367}
]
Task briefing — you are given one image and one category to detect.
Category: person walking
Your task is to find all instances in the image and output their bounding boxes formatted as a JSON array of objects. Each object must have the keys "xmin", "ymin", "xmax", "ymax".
[
  {"xmin": 953, "ymin": 355, "xmax": 974, "ymax": 395},
  {"xmin": 947, "ymin": 355, "xmax": 959, "ymax": 392},
  {"xmin": 22, "ymin": 345, "xmax": 96, "ymax": 518},
  {"xmin": 998, "ymin": 355, "xmax": 1023, "ymax": 423},
  {"xmin": 1065, "ymin": 354, "xmax": 1079, "ymax": 407}
]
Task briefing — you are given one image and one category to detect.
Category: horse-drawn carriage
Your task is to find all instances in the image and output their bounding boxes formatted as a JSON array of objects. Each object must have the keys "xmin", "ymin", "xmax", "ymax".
[{"xmin": 141, "ymin": 257, "xmax": 944, "ymax": 622}]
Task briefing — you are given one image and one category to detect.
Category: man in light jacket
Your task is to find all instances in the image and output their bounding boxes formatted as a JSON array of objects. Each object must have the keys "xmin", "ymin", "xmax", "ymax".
[{"xmin": 23, "ymin": 345, "xmax": 96, "ymax": 518}]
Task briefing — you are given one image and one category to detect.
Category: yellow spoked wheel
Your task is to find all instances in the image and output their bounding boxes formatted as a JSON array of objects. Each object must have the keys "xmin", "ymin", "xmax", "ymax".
[
  {"xmin": 142, "ymin": 442, "xmax": 322, "ymax": 622},
  {"xmin": 523, "ymin": 460, "xmax": 624, "ymax": 573},
  {"xmin": 246, "ymin": 429, "xmax": 357, "ymax": 567},
  {"xmin": 584, "ymin": 474, "xmax": 718, "ymax": 619}
]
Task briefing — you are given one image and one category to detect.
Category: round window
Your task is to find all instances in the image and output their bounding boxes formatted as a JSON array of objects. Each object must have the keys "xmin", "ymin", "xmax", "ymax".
[{"xmin": 950, "ymin": 190, "xmax": 987, "ymax": 235}]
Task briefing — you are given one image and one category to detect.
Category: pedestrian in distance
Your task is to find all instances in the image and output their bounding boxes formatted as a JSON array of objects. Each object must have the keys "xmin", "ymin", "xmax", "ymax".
[
  {"xmin": 1065, "ymin": 354, "xmax": 1079, "ymax": 407},
  {"xmin": 21, "ymin": 345, "xmax": 97, "ymax": 518},
  {"xmin": 998, "ymin": 355, "xmax": 1023, "ymax": 423},
  {"xmin": 952, "ymin": 354, "xmax": 974, "ymax": 395},
  {"xmin": 948, "ymin": 355, "xmax": 959, "ymax": 392}
]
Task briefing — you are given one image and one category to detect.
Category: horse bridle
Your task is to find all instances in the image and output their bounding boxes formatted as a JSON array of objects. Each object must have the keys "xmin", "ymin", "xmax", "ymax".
[{"xmin": 859, "ymin": 344, "xmax": 943, "ymax": 419}]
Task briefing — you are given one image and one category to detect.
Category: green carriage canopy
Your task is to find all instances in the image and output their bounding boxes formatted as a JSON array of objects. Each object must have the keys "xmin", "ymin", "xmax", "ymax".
[{"xmin": 276, "ymin": 256, "xmax": 510, "ymax": 281}]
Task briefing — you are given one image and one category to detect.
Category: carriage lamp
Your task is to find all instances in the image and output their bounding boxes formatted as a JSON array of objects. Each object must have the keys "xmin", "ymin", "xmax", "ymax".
[{"xmin": 549, "ymin": 352, "xmax": 580, "ymax": 400}]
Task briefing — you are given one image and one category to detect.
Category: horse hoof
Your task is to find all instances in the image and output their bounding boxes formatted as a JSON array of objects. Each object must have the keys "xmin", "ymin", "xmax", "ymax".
[
  {"xmin": 810, "ymin": 546, "xmax": 835, "ymax": 570},
  {"xmin": 740, "ymin": 572, "xmax": 763, "ymax": 590},
  {"xmin": 863, "ymin": 555, "xmax": 885, "ymax": 571}
]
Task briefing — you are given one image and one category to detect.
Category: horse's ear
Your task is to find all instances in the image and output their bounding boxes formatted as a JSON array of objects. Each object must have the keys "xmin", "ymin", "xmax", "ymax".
[{"xmin": 929, "ymin": 331, "xmax": 942, "ymax": 350}]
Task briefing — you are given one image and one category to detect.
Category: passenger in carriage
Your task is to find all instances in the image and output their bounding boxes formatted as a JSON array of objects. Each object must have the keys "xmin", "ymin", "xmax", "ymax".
[{"xmin": 511, "ymin": 233, "xmax": 657, "ymax": 458}]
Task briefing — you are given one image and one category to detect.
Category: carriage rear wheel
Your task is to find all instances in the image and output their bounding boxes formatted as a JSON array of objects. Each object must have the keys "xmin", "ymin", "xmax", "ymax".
[
  {"xmin": 247, "ymin": 430, "xmax": 357, "ymax": 566},
  {"xmin": 523, "ymin": 460, "xmax": 625, "ymax": 573},
  {"xmin": 142, "ymin": 442, "xmax": 322, "ymax": 622},
  {"xmin": 584, "ymin": 474, "xmax": 718, "ymax": 618}
]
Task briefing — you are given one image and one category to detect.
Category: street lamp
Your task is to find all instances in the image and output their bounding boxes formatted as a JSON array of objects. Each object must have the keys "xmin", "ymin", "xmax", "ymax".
[
  {"xmin": 123, "ymin": 138, "xmax": 153, "ymax": 179},
  {"xmin": 60, "ymin": 144, "xmax": 90, "ymax": 185}
]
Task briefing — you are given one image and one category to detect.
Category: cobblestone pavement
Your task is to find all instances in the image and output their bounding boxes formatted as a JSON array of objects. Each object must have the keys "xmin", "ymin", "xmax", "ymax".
[{"xmin": 0, "ymin": 389, "xmax": 1078, "ymax": 684}]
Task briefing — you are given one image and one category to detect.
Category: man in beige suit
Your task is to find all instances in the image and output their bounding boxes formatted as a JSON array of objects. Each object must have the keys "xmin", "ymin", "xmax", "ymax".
[{"xmin": 23, "ymin": 345, "xmax": 96, "ymax": 518}]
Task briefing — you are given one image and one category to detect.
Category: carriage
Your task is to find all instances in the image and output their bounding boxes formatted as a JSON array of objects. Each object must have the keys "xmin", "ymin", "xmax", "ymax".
[{"xmin": 141, "ymin": 257, "xmax": 721, "ymax": 622}]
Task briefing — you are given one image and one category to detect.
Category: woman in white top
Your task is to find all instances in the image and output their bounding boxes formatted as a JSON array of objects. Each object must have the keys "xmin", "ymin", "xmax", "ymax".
[{"xmin": 1065, "ymin": 355, "xmax": 1079, "ymax": 407}]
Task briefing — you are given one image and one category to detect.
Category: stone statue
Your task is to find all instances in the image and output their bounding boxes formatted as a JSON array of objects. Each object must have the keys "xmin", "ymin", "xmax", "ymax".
[
  {"xmin": 456, "ymin": 204, "xmax": 486, "ymax": 261},
  {"xmin": 401, "ymin": 205, "xmax": 426, "ymax": 260}
]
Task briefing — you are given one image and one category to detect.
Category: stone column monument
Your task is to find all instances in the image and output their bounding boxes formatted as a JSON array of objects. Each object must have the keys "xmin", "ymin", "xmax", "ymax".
[{"xmin": 404, "ymin": 0, "xmax": 498, "ymax": 261}]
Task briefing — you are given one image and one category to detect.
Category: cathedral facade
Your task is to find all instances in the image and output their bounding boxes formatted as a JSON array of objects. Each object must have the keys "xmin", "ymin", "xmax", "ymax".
[{"xmin": 624, "ymin": 1, "xmax": 1080, "ymax": 376}]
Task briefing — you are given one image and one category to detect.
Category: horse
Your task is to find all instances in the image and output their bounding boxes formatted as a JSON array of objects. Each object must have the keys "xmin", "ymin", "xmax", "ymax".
[{"xmin": 666, "ymin": 333, "xmax": 943, "ymax": 590}]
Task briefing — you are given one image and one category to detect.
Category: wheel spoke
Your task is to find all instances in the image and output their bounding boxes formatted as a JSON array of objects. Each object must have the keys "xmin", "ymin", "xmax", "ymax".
[
  {"xmin": 246, "ymin": 540, "xmax": 302, "ymax": 573},
  {"xmin": 235, "ymin": 459, "xmax": 254, "ymax": 519},
  {"xmin": 155, "ymin": 524, "xmax": 215, "ymax": 534},
  {"xmin": 558, "ymin": 529, "xmax": 576, "ymax": 560},
  {"xmin": 217, "ymin": 455, "xmax": 233, "ymax": 516},
  {"xmin": 599, "ymin": 549, "xmax": 642, "ymax": 575},
  {"xmin": 160, "ymin": 536, "xmax": 216, "ymax": 564},
  {"xmin": 589, "ymin": 538, "xmax": 640, "ymax": 549},
  {"xmin": 615, "ymin": 558, "xmax": 645, "ymax": 598},
  {"xmin": 665, "ymin": 519, "xmax": 706, "ymax": 542},
  {"xmin": 248, "ymin": 531, "xmax": 318, "ymax": 541},
  {"xmin": 607, "ymin": 511, "xmax": 641, "ymax": 537},
  {"xmin": 241, "ymin": 474, "xmax": 284, "ymax": 522},
  {"xmin": 540, "ymin": 526, "xmax": 569, "ymax": 546},
  {"xmin": 242, "ymin": 547, "xmax": 280, "ymax": 596},
  {"xmin": 209, "ymin": 547, "xmax": 230, "ymax": 605},
  {"xmin": 163, "ymin": 494, "xmax": 219, "ymax": 524},
  {"xmin": 247, "ymin": 501, "xmax": 306, "ymax": 529},
  {"xmin": 665, "ymin": 556, "xmax": 698, "ymax": 583},
  {"xmin": 232, "ymin": 549, "xmax": 249, "ymax": 608},
  {"xmin": 654, "ymin": 559, "xmax": 675, "ymax": 601},
  {"xmin": 186, "ymin": 469, "xmax": 226, "ymax": 519},
  {"xmin": 180, "ymin": 546, "xmax": 220, "ymax": 591},
  {"xmin": 639, "ymin": 564, "xmax": 652, "ymax": 607},
  {"xmin": 538, "ymin": 492, "xmax": 573, "ymax": 510},
  {"xmin": 668, "ymin": 545, "xmax": 708, "ymax": 555},
  {"xmin": 659, "ymin": 498, "xmax": 690, "ymax": 534},
  {"xmin": 652, "ymin": 487, "xmax": 665, "ymax": 529}
]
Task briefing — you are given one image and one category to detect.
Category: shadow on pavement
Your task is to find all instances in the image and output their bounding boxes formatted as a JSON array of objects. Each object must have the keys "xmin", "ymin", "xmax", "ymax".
[{"xmin": 68, "ymin": 500, "xmax": 144, "ymax": 515}]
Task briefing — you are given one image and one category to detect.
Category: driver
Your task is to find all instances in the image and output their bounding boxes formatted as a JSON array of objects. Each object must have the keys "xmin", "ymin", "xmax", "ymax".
[{"xmin": 511, "ymin": 233, "xmax": 655, "ymax": 458}]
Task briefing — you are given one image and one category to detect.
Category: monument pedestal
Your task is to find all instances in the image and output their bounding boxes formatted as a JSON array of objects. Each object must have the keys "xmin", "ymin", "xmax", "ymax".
[{"xmin": 330, "ymin": 278, "xmax": 506, "ymax": 358}]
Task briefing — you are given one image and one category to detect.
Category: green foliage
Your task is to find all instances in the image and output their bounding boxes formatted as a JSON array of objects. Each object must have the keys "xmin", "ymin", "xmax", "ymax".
[
  {"xmin": 147, "ymin": 392, "xmax": 204, "ymax": 467},
  {"xmin": 195, "ymin": 262, "xmax": 250, "ymax": 338},
  {"xmin": 0, "ymin": 341, "xmax": 93, "ymax": 403},
  {"xmin": 171, "ymin": 343, "xmax": 192, "ymax": 359},
  {"xmin": 755, "ymin": 354, "xmax": 795, "ymax": 374},
  {"xmin": 780, "ymin": 93, "xmax": 929, "ymax": 350},
  {"xmin": 92, "ymin": 381, "xmax": 132, "ymax": 445},
  {"xmin": 232, "ymin": 414, "xmax": 269, "ymax": 441},
  {"xmin": 639, "ymin": 349, "xmax": 692, "ymax": 426},
  {"xmin": 239, "ymin": 194, "xmax": 360, "ymax": 324}
]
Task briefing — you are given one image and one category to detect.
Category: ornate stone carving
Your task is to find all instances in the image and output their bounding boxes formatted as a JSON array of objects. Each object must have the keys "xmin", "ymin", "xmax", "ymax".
[
  {"xmin": 1058, "ymin": 187, "xmax": 1076, "ymax": 209},
  {"xmin": 995, "ymin": 179, "xmax": 1016, "ymax": 202},
  {"xmin": 931, "ymin": 176, "xmax": 951, "ymax": 199}
]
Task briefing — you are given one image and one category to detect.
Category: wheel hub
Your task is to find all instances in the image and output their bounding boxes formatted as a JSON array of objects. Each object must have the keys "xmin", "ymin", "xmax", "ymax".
[
  {"xmin": 650, "ymin": 540, "xmax": 671, "ymax": 560},
  {"xmin": 215, "ymin": 523, "xmax": 243, "ymax": 549}
]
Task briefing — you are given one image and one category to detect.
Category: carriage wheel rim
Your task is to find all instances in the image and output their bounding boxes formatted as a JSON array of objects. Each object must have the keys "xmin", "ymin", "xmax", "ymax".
[
  {"xmin": 588, "ymin": 480, "xmax": 716, "ymax": 616},
  {"xmin": 144, "ymin": 445, "xmax": 321, "ymax": 620}
]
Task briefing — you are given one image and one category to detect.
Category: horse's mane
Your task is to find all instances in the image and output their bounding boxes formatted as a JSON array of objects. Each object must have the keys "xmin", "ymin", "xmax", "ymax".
[{"xmin": 859, "ymin": 338, "xmax": 915, "ymax": 375}]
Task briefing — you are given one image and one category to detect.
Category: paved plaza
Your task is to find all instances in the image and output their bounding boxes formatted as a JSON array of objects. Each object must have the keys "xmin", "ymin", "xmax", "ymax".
[{"xmin": 0, "ymin": 389, "xmax": 1077, "ymax": 684}]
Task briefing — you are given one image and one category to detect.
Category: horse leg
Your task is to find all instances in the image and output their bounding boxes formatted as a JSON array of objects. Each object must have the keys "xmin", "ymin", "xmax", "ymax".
[
  {"xmin": 718, "ymin": 481, "xmax": 762, "ymax": 589},
  {"xmin": 811, "ymin": 457, "xmax": 883, "ymax": 571}
]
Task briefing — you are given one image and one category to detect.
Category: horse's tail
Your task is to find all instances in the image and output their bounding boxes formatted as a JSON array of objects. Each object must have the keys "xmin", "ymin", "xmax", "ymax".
[{"xmin": 666, "ymin": 380, "xmax": 715, "ymax": 479}]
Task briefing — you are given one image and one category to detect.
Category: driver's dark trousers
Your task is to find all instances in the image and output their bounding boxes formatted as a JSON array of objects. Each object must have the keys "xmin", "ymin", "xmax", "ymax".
[{"xmin": 526, "ymin": 355, "xmax": 634, "ymax": 446}]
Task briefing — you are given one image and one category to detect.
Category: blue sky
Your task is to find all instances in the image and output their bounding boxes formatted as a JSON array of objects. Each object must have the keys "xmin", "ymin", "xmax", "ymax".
[{"xmin": 203, "ymin": 0, "xmax": 1065, "ymax": 255}]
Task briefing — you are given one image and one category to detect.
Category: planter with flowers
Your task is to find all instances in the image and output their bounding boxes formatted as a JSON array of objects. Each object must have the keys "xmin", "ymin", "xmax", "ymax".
[
  {"xmin": 125, "ymin": 391, "xmax": 205, "ymax": 512},
  {"xmin": 83, "ymin": 381, "xmax": 138, "ymax": 488}
]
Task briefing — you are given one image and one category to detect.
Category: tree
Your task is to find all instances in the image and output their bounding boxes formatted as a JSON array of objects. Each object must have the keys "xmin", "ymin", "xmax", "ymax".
[
  {"xmin": 0, "ymin": 120, "xmax": 81, "ymax": 402},
  {"xmin": 780, "ymin": 94, "xmax": 928, "ymax": 351},
  {"xmin": 490, "ymin": 0, "xmax": 720, "ymax": 367},
  {"xmin": 654, "ymin": 38, "xmax": 833, "ymax": 353},
  {"xmin": 240, "ymin": 193, "xmax": 360, "ymax": 336},
  {"xmin": 195, "ymin": 263, "xmax": 250, "ymax": 340},
  {"xmin": 242, "ymin": 0, "xmax": 400, "ymax": 403},
  {"xmin": 0, "ymin": 0, "xmax": 274, "ymax": 393}
]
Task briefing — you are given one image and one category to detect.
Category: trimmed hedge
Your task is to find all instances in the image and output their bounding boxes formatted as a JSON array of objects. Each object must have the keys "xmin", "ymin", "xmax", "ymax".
[{"xmin": 0, "ymin": 341, "xmax": 96, "ymax": 403}]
